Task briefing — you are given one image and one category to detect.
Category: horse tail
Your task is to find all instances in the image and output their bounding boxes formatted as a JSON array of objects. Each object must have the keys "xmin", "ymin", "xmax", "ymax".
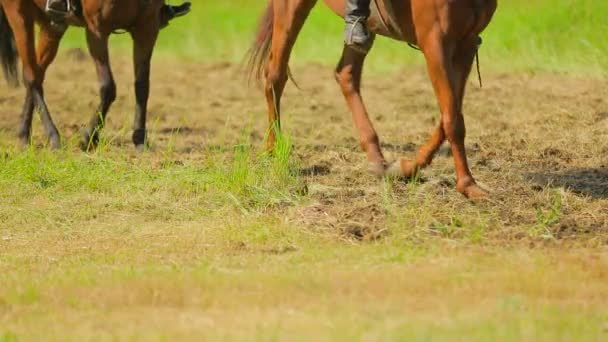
[
  {"xmin": 246, "ymin": 0, "xmax": 274, "ymax": 84},
  {"xmin": 0, "ymin": 4, "xmax": 19, "ymax": 86}
]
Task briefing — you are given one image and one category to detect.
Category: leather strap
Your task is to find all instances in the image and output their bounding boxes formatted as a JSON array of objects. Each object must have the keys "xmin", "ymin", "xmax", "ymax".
[{"xmin": 369, "ymin": 0, "xmax": 403, "ymax": 40}]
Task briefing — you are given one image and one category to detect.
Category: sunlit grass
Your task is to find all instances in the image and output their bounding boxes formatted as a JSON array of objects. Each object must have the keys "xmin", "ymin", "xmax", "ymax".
[{"xmin": 0, "ymin": 133, "xmax": 300, "ymax": 224}]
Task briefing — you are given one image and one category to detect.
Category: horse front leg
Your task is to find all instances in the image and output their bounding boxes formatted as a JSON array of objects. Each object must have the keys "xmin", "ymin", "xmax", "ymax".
[
  {"xmin": 82, "ymin": 30, "xmax": 115, "ymax": 150},
  {"xmin": 264, "ymin": 0, "xmax": 316, "ymax": 152},
  {"xmin": 130, "ymin": 21, "xmax": 159, "ymax": 151},
  {"xmin": 335, "ymin": 37, "xmax": 388, "ymax": 176}
]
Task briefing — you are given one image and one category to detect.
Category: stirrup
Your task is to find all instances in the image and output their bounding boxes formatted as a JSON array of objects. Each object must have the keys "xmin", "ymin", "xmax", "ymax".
[{"xmin": 45, "ymin": 0, "xmax": 71, "ymax": 20}]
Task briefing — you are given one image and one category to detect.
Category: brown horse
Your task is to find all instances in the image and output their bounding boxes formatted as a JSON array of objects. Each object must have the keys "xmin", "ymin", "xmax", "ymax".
[
  {"xmin": 247, "ymin": 0, "xmax": 497, "ymax": 199},
  {"xmin": 0, "ymin": 0, "xmax": 169, "ymax": 150}
]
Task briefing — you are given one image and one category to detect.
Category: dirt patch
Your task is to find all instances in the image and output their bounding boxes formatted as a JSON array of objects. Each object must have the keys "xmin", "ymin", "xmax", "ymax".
[{"xmin": 295, "ymin": 198, "xmax": 388, "ymax": 242}]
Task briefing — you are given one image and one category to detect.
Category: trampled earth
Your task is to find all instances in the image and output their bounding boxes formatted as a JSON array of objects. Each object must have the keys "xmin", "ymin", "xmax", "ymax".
[{"xmin": 2, "ymin": 52, "xmax": 606, "ymax": 241}]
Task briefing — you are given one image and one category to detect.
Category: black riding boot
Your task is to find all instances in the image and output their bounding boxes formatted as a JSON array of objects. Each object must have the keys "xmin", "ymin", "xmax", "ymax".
[
  {"xmin": 160, "ymin": 1, "xmax": 192, "ymax": 29},
  {"xmin": 345, "ymin": 0, "xmax": 372, "ymax": 52}
]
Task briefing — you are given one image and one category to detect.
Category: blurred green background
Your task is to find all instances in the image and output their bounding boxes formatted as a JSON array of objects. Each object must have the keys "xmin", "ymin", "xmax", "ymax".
[{"xmin": 60, "ymin": 0, "xmax": 607, "ymax": 75}]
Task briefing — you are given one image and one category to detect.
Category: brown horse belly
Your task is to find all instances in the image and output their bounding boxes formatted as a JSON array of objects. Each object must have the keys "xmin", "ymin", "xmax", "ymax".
[
  {"xmin": 81, "ymin": 0, "xmax": 140, "ymax": 33},
  {"xmin": 81, "ymin": 0, "xmax": 162, "ymax": 33},
  {"xmin": 26, "ymin": 0, "xmax": 142, "ymax": 30}
]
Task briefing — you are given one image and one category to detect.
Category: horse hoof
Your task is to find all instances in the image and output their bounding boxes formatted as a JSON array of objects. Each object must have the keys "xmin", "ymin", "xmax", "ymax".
[
  {"xmin": 385, "ymin": 159, "xmax": 418, "ymax": 179},
  {"xmin": 80, "ymin": 130, "xmax": 98, "ymax": 151},
  {"xmin": 459, "ymin": 183, "xmax": 489, "ymax": 200},
  {"xmin": 49, "ymin": 134, "xmax": 61, "ymax": 150},
  {"xmin": 132, "ymin": 129, "xmax": 147, "ymax": 150},
  {"xmin": 134, "ymin": 144, "xmax": 147, "ymax": 153},
  {"xmin": 18, "ymin": 133, "xmax": 31, "ymax": 149},
  {"xmin": 368, "ymin": 162, "xmax": 386, "ymax": 178}
]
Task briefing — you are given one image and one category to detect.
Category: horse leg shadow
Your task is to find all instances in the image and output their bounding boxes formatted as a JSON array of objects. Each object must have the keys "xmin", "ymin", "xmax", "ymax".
[{"xmin": 526, "ymin": 167, "xmax": 608, "ymax": 199}]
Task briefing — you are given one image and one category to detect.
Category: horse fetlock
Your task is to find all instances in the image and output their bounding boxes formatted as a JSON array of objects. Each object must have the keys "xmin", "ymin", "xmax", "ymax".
[
  {"xmin": 399, "ymin": 159, "xmax": 419, "ymax": 178},
  {"xmin": 360, "ymin": 135, "xmax": 380, "ymax": 151},
  {"xmin": 384, "ymin": 159, "xmax": 418, "ymax": 179},
  {"xmin": 101, "ymin": 82, "xmax": 117, "ymax": 103},
  {"xmin": 17, "ymin": 128, "xmax": 30, "ymax": 143},
  {"xmin": 266, "ymin": 136, "xmax": 277, "ymax": 153}
]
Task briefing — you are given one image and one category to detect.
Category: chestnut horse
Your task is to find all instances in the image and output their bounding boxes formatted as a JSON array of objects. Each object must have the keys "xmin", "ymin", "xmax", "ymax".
[
  {"xmin": 0, "ymin": 0, "xmax": 166, "ymax": 150},
  {"xmin": 247, "ymin": 0, "xmax": 497, "ymax": 199}
]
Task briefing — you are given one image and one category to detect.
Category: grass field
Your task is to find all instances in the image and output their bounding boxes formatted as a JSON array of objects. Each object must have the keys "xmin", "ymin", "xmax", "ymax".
[{"xmin": 1, "ymin": 0, "xmax": 608, "ymax": 340}]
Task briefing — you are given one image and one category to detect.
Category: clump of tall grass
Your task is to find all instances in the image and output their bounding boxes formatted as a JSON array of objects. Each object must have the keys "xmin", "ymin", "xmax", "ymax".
[
  {"xmin": 210, "ymin": 127, "xmax": 301, "ymax": 210},
  {"xmin": 0, "ymin": 127, "xmax": 302, "ymax": 222}
]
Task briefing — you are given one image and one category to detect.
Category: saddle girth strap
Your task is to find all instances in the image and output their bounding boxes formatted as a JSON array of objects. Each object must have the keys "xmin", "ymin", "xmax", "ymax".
[{"xmin": 369, "ymin": 0, "xmax": 403, "ymax": 40}]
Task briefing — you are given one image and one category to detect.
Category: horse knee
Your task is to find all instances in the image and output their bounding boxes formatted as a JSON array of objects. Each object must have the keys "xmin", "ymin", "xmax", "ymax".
[
  {"xmin": 266, "ymin": 68, "xmax": 287, "ymax": 88},
  {"xmin": 264, "ymin": 69, "xmax": 287, "ymax": 103},
  {"xmin": 443, "ymin": 114, "xmax": 466, "ymax": 143},
  {"xmin": 22, "ymin": 75, "xmax": 42, "ymax": 92}
]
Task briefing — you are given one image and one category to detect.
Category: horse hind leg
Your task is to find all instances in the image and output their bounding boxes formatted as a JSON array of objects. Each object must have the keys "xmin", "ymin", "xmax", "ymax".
[
  {"xmin": 3, "ymin": 4, "xmax": 61, "ymax": 149},
  {"xmin": 17, "ymin": 77, "xmax": 35, "ymax": 147},
  {"xmin": 18, "ymin": 20, "xmax": 65, "ymax": 148},
  {"xmin": 264, "ymin": 0, "xmax": 316, "ymax": 151},
  {"xmin": 450, "ymin": 36, "xmax": 487, "ymax": 198},
  {"xmin": 418, "ymin": 31, "xmax": 486, "ymax": 199}
]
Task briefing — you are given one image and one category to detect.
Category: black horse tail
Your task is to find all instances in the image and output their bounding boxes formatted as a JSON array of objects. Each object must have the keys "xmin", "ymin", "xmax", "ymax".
[{"xmin": 0, "ymin": 4, "xmax": 19, "ymax": 87}]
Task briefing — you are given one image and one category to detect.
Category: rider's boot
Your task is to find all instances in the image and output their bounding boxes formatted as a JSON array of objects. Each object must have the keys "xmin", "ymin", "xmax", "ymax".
[
  {"xmin": 345, "ymin": 0, "xmax": 372, "ymax": 53},
  {"xmin": 160, "ymin": 1, "xmax": 192, "ymax": 29}
]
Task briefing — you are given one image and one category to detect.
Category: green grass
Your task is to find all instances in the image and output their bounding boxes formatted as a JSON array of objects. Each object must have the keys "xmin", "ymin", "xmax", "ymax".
[
  {"xmin": 0, "ymin": 133, "xmax": 299, "ymax": 221},
  {"xmin": 59, "ymin": 0, "xmax": 608, "ymax": 75},
  {"xmin": 2, "ymin": 132, "xmax": 607, "ymax": 339}
]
